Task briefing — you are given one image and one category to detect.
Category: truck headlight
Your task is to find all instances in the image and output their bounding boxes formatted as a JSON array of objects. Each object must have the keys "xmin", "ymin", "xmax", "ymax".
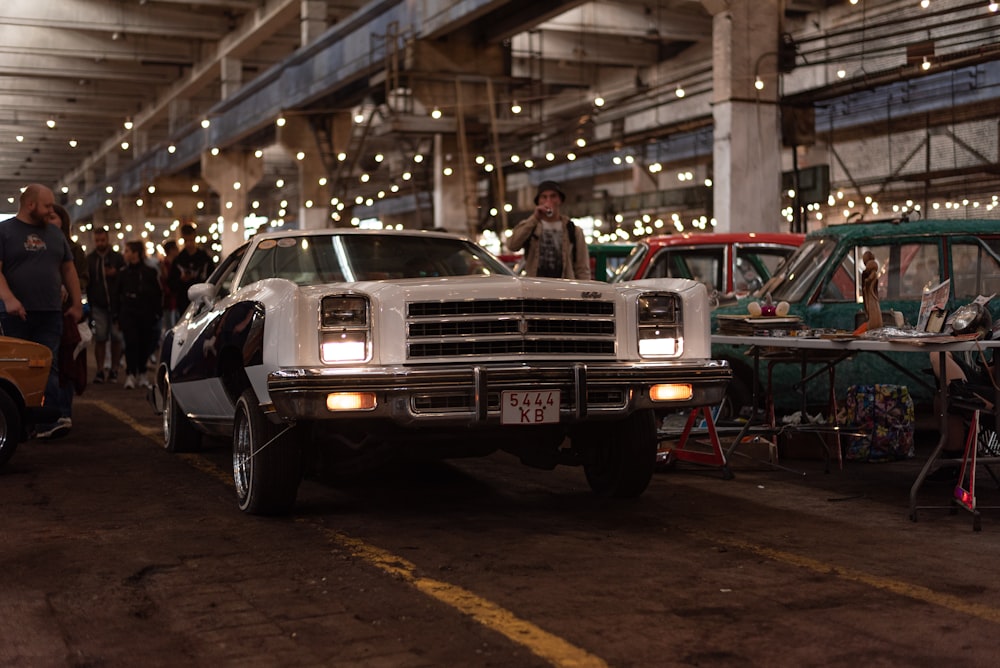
[
  {"xmin": 321, "ymin": 296, "xmax": 368, "ymax": 327},
  {"xmin": 637, "ymin": 293, "xmax": 682, "ymax": 358},
  {"xmin": 320, "ymin": 295, "xmax": 370, "ymax": 363}
]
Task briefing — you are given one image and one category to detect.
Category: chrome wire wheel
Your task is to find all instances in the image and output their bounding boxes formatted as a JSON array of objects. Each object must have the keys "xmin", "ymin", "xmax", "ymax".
[
  {"xmin": 162, "ymin": 380, "xmax": 173, "ymax": 445},
  {"xmin": 232, "ymin": 403, "xmax": 252, "ymax": 503},
  {"xmin": 232, "ymin": 388, "xmax": 301, "ymax": 515}
]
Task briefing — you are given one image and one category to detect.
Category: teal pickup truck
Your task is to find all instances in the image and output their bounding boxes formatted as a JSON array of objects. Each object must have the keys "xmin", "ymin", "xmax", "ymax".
[{"xmin": 712, "ymin": 218, "xmax": 1000, "ymax": 414}]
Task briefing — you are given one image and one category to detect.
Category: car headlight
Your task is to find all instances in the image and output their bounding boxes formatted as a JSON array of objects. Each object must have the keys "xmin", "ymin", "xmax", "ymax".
[
  {"xmin": 320, "ymin": 295, "xmax": 370, "ymax": 363},
  {"xmin": 637, "ymin": 293, "xmax": 682, "ymax": 358}
]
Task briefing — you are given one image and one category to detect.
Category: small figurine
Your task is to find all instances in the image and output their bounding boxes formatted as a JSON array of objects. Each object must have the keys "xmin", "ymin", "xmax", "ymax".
[
  {"xmin": 748, "ymin": 294, "xmax": 788, "ymax": 317},
  {"xmin": 861, "ymin": 250, "xmax": 883, "ymax": 330}
]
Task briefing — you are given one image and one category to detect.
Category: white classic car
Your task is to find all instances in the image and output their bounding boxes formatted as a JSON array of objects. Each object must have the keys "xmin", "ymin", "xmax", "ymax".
[{"xmin": 154, "ymin": 229, "xmax": 730, "ymax": 514}]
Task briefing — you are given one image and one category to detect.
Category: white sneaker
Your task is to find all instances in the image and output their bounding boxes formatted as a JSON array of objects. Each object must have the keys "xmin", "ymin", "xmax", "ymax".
[
  {"xmin": 138, "ymin": 375, "xmax": 152, "ymax": 389},
  {"xmin": 37, "ymin": 417, "xmax": 72, "ymax": 440},
  {"xmin": 124, "ymin": 374, "xmax": 136, "ymax": 389}
]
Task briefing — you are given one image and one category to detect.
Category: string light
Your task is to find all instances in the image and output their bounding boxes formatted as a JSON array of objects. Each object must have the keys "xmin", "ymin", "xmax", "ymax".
[
  {"xmin": 754, "ymin": 76, "xmax": 764, "ymax": 90},
  {"xmin": 430, "ymin": 107, "xmax": 442, "ymax": 119}
]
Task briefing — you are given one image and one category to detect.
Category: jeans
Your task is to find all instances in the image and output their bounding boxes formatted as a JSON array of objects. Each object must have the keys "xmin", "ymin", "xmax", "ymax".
[
  {"xmin": 55, "ymin": 380, "xmax": 73, "ymax": 420},
  {"xmin": 0, "ymin": 311, "xmax": 64, "ymax": 416}
]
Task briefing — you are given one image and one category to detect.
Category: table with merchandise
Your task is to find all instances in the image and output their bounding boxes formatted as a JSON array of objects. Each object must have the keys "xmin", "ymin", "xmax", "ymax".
[{"xmin": 711, "ymin": 332, "xmax": 1000, "ymax": 528}]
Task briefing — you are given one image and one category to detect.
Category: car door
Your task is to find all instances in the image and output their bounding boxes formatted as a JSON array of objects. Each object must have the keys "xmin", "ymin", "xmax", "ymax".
[
  {"xmin": 168, "ymin": 247, "xmax": 248, "ymax": 421},
  {"xmin": 732, "ymin": 243, "xmax": 798, "ymax": 297},
  {"xmin": 645, "ymin": 245, "xmax": 725, "ymax": 294}
]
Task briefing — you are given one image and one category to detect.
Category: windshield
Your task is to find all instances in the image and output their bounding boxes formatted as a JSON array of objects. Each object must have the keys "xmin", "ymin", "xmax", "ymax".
[
  {"xmin": 239, "ymin": 234, "xmax": 512, "ymax": 287},
  {"xmin": 610, "ymin": 244, "xmax": 650, "ymax": 283},
  {"xmin": 764, "ymin": 236, "xmax": 838, "ymax": 302}
]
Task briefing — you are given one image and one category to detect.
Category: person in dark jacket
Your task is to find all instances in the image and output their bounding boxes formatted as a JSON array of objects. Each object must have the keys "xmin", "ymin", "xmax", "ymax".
[
  {"xmin": 168, "ymin": 223, "xmax": 214, "ymax": 316},
  {"xmin": 116, "ymin": 241, "xmax": 161, "ymax": 389},
  {"xmin": 48, "ymin": 204, "xmax": 89, "ymax": 437},
  {"xmin": 86, "ymin": 226, "xmax": 125, "ymax": 383}
]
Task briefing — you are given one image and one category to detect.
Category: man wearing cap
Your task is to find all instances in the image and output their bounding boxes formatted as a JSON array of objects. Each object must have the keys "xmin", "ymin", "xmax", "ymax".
[{"xmin": 508, "ymin": 181, "xmax": 591, "ymax": 279}]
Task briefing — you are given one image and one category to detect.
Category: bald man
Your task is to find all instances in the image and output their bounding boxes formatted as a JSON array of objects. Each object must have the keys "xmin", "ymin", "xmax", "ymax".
[{"xmin": 0, "ymin": 184, "xmax": 83, "ymax": 439}]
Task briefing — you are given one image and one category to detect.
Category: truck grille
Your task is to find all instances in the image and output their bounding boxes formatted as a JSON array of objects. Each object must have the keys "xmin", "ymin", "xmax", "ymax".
[{"xmin": 407, "ymin": 298, "xmax": 616, "ymax": 359}]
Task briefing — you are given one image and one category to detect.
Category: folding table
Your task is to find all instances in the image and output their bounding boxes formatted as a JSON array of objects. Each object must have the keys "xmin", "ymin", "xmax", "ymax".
[{"xmin": 712, "ymin": 334, "xmax": 1000, "ymax": 525}]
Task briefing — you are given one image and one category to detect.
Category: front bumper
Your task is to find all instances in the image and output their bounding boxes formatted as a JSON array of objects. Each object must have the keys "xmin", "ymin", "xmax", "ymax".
[{"xmin": 267, "ymin": 361, "xmax": 731, "ymax": 426}]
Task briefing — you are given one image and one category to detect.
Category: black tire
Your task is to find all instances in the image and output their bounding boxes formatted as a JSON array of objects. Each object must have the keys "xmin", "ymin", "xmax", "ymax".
[
  {"xmin": 233, "ymin": 388, "xmax": 301, "ymax": 515},
  {"xmin": 0, "ymin": 388, "xmax": 23, "ymax": 468},
  {"xmin": 580, "ymin": 410, "xmax": 657, "ymax": 498},
  {"xmin": 163, "ymin": 377, "xmax": 202, "ymax": 453},
  {"xmin": 718, "ymin": 365, "xmax": 754, "ymax": 423}
]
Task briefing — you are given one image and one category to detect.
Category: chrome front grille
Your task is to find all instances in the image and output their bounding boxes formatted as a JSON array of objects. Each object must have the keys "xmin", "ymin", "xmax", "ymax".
[{"xmin": 407, "ymin": 298, "xmax": 616, "ymax": 359}]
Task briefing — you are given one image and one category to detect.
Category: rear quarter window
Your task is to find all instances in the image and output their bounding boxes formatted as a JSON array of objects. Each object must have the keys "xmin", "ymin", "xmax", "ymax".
[{"xmin": 950, "ymin": 238, "xmax": 1000, "ymax": 300}]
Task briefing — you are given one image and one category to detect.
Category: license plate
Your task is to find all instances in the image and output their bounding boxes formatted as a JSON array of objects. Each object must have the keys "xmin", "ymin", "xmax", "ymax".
[{"xmin": 501, "ymin": 390, "xmax": 561, "ymax": 425}]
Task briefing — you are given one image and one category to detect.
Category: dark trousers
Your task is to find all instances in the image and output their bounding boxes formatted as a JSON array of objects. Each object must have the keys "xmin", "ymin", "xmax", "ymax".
[{"xmin": 119, "ymin": 312, "xmax": 156, "ymax": 377}]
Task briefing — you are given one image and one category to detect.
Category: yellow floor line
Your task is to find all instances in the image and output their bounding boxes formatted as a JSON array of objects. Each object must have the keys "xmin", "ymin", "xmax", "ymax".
[
  {"xmin": 86, "ymin": 397, "xmax": 607, "ymax": 667},
  {"xmin": 702, "ymin": 532, "xmax": 1000, "ymax": 625},
  {"xmin": 83, "ymin": 398, "xmax": 161, "ymax": 441},
  {"xmin": 317, "ymin": 526, "xmax": 608, "ymax": 668}
]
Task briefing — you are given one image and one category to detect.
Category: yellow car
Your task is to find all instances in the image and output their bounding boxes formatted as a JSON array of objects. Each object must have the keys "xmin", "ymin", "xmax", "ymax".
[{"xmin": 0, "ymin": 336, "xmax": 54, "ymax": 468}]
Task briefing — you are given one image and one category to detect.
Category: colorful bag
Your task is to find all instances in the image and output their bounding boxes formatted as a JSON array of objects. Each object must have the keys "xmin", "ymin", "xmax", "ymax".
[{"xmin": 841, "ymin": 384, "xmax": 915, "ymax": 462}]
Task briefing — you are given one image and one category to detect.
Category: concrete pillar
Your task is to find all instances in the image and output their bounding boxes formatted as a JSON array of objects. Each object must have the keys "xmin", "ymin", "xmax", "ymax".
[
  {"xmin": 168, "ymin": 99, "xmax": 190, "ymax": 136},
  {"xmin": 201, "ymin": 149, "xmax": 264, "ymax": 254},
  {"xmin": 407, "ymin": 37, "xmax": 506, "ymax": 234},
  {"xmin": 277, "ymin": 116, "xmax": 330, "ymax": 230},
  {"xmin": 705, "ymin": 0, "xmax": 783, "ymax": 234},
  {"xmin": 130, "ymin": 129, "xmax": 148, "ymax": 157},
  {"xmin": 432, "ymin": 134, "xmax": 468, "ymax": 233},
  {"xmin": 301, "ymin": 0, "xmax": 328, "ymax": 45},
  {"xmin": 105, "ymin": 152, "xmax": 119, "ymax": 179},
  {"xmin": 328, "ymin": 111, "xmax": 355, "ymax": 226},
  {"xmin": 221, "ymin": 57, "xmax": 242, "ymax": 99},
  {"xmin": 117, "ymin": 196, "xmax": 144, "ymax": 232},
  {"xmin": 90, "ymin": 204, "xmax": 113, "ymax": 231}
]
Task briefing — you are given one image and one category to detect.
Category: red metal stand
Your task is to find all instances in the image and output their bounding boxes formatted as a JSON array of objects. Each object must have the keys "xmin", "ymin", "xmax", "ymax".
[
  {"xmin": 662, "ymin": 406, "xmax": 733, "ymax": 479},
  {"xmin": 954, "ymin": 408, "xmax": 983, "ymax": 531}
]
